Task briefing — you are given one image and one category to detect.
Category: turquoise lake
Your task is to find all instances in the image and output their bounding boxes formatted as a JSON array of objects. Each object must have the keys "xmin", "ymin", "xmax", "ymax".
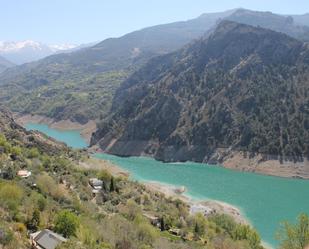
[
  {"xmin": 25, "ymin": 123, "xmax": 88, "ymax": 149},
  {"xmin": 25, "ymin": 122, "xmax": 309, "ymax": 248}
]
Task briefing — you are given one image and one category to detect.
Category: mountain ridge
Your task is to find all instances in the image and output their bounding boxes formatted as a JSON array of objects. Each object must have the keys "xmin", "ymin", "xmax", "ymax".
[
  {"xmin": 91, "ymin": 21, "xmax": 309, "ymax": 173},
  {"xmin": 1, "ymin": 9, "xmax": 309, "ymax": 124}
]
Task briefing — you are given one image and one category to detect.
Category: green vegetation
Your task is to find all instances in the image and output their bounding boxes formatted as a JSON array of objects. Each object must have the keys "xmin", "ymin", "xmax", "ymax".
[
  {"xmin": 54, "ymin": 210, "xmax": 79, "ymax": 238},
  {"xmin": 277, "ymin": 213, "xmax": 309, "ymax": 249},
  {"xmin": 2, "ymin": 10, "xmax": 309, "ymax": 125},
  {"xmin": 27, "ymin": 209, "xmax": 41, "ymax": 231},
  {"xmin": 0, "ymin": 70, "xmax": 129, "ymax": 123},
  {"xmin": 93, "ymin": 21, "xmax": 309, "ymax": 163},
  {"xmin": 0, "ymin": 108, "xmax": 265, "ymax": 248}
]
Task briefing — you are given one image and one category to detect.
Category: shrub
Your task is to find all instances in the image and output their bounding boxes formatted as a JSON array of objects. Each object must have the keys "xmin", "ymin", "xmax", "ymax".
[
  {"xmin": 0, "ymin": 227, "xmax": 14, "ymax": 247},
  {"xmin": 277, "ymin": 213, "xmax": 309, "ymax": 249},
  {"xmin": 233, "ymin": 224, "xmax": 262, "ymax": 249},
  {"xmin": 136, "ymin": 222, "xmax": 157, "ymax": 245},
  {"xmin": 27, "ymin": 148, "xmax": 40, "ymax": 158},
  {"xmin": 36, "ymin": 174, "xmax": 66, "ymax": 201},
  {"xmin": 210, "ymin": 214, "xmax": 237, "ymax": 236},
  {"xmin": 54, "ymin": 210, "xmax": 79, "ymax": 238},
  {"xmin": 37, "ymin": 196, "xmax": 47, "ymax": 211},
  {"xmin": 15, "ymin": 223, "xmax": 27, "ymax": 233},
  {"xmin": 125, "ymin": 199, "xmax": 141, "ymax": 220},
  {"xmin": 0, "ymin": 182, "xmax": 23, "ymax": 211}
]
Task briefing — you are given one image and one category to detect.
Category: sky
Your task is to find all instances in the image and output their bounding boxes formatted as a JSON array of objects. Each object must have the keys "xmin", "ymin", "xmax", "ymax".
[{"xmin": 1, "ymin": 0, "xmax": 309, "ymax": 45}]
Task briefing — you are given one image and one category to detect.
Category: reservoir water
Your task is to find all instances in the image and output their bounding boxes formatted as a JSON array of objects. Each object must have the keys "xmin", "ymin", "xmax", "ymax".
[
  {"xmin": 25, "ymin": 123, "xmax": 88, "ymax": 149},
  {"xmin": 25, "ymin": 122, "xmax": 309, "ymax": 247}
]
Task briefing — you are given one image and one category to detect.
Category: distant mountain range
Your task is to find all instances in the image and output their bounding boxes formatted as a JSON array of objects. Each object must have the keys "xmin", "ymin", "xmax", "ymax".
[
  {"xmin": 1, "ymin": 9, "xmax": 309, "ymax": 124},
  {"xmin": 0, "ymin": 40, "xmax": 81, "ymax": 64},
  {"xmin": 91, "ymin": 21, "xmax": 309, "ymax": 164}
]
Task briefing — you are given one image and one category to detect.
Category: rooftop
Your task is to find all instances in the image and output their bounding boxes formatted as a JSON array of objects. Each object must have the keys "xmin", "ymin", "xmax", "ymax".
[{"xmin": 30, "ymin": 229, "xmax": 67, "ymax": 249}]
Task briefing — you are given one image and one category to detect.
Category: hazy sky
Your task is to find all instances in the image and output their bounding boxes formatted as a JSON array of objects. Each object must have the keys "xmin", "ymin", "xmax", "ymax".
[{"xmin": 1, "ymin": 0, "xmax": 309, "ymax": 44}]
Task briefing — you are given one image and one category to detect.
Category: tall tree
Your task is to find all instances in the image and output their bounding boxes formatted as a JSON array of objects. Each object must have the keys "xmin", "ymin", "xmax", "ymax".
[
  {"xmin": 278, "ymin": 213, "xmax": 309, "ymax": 249},
  {"xmin": 110, "ymin": 176, "xmax": 115, "ymax": 192},
  {"xmin": 27, "ymin": 209, "xmax": 40, "ymax": 231},
  {"xmin": 160, "ymin": 217, "xmax": 165, "ymax": 231}
]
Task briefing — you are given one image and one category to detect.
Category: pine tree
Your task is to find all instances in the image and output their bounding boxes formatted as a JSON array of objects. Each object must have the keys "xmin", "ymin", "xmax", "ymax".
[
  {"xmin": 160, "ymin": 217, "xmax": 165, "ymax": 231},
  {"xmin": 27, "ymin": 209, "xmax": 40, "ymax": 231},
  {"xmin": 194, "ymin": 222, "xmax": 200, "ymax": 238},
  {"xmin": 110, "ymin": 176, "xmax": 115, "ymax": 192}
]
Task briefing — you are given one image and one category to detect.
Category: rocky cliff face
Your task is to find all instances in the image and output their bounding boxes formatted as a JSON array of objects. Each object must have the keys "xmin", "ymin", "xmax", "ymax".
[{"xmin": 92, "ymin": 21, "xmax": 309, "ymax": 164}]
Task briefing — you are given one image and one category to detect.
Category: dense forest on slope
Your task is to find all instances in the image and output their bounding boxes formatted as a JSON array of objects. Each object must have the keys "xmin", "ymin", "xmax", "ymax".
[
  {"xmin": 0, "ymin": 10, "xmax": 227, "ymax": 123},
  {"xmin": 1, "ymin": 9, "xmax": 309, "ymax": 123},
  {"xmin": 92, "ymin": 21, "xmax": 309, "ymax": 163},
  {"xmin": 0, "ymin": 107, "xmax": 265, "ymax": 249}
]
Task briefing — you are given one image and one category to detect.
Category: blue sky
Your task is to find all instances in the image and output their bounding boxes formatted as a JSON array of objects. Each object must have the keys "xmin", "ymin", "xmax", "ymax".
[{"xmin": 1, "ymin": 0, "xmax": 309, "ymax": 44}]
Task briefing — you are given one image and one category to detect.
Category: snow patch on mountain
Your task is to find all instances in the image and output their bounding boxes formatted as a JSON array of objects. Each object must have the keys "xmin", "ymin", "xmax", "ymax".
[{"xmin": 0, "ymin": 40, "xmax": 78, "ymax": 64}]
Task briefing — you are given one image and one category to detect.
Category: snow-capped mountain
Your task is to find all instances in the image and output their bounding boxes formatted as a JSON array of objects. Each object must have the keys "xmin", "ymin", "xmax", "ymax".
[{"xmin": 0, "ymin": 40, "xmax": 78, "ymax": 64}]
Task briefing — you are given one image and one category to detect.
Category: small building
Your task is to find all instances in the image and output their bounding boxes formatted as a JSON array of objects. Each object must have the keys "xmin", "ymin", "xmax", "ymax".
[
  {"xmin": 143, "ymin": 213, "xmax": 160, "ymax": 227},
  {"xmin": 89, "ymin": 178, "xmax": 103, "ymax": 190},
  {"xmin": 17, "ymin": 170, "xmax": 31, "ymax": 178},
  {"xmin": 30, "ymin": 229, "xmax": 67, "ymax": 249}
]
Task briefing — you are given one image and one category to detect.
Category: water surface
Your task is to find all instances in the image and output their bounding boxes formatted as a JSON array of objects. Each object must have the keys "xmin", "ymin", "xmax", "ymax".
[
  {"xmin": 25, "ymin": 123, "xmax": 88, "ymax": 149},
  {"xmin": 25, "ymin": 122, "xmax": 309, "ymax": 247}
]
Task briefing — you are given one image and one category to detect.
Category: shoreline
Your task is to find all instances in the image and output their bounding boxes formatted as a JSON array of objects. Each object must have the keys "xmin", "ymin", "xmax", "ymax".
[
  {"xmin": 144, "ymin": 181, "xmax": 249, "ymax": 225},
  {"xmin": 79, "ymin": 157, "xmax": 130, "ymax": 178},
  {"xmin": 82, "ymin": 157, "xmax": 273, "ymax": 249},
  {"xmin": 220, "ymin": 150, "xmax": 309, "ymax": 180},
  {"xmin": 13, "ymin": 115, "xmax": 275, "ymax": 248},
  {"xmin": 92, "ymin": 145, "xmax": 309, "ymax": 180},
  {"xmin": 93, "ymin": 145, "xmax": 309, "ymax": 180},
  {"xmin": 13, "ymin": 113, "xmax": 96, "ymax": 144},
  {"xmin": 80, "ymin": 155, "xmax": 248, "ymax": 224},
  {"xmin": 14, "ymin": 113, "xmax": 309, "ymax": 180}
]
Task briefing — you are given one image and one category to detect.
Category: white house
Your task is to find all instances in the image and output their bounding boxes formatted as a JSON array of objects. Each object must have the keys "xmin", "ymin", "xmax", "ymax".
[{"xmin": 17, "ymin": 170, "xmax": 32, "ymax": 178}]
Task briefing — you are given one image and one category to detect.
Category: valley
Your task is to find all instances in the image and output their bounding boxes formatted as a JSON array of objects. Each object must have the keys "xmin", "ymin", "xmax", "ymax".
[
  {"xmin": 24, "ymin": 121, "xmax": 309, "ymax": 248},
  {"xmin": 92, "ymin": 21, "xmax": 309, "ymax": 175},
  {"xmin": 2, "ymin": 5, "xmax": 309, "ymax": 249},
  {"xmin": 0, "ymin": 107, "xmax": 266, "ymax": 249}
]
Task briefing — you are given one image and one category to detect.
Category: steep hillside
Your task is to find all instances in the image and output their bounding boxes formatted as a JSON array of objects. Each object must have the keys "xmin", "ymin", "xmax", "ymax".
[
  {"xmin": 0, "ymin": 108, "xmax": 264, "ymax": 249},
  {"xmin": 226, "ymin": 9, "xmax": 309, "ymax": 41},
  {"xmin": 0, "ymin": 55, "xmax": 14, "ymax": 73},
  {"xmin": 0, "ymin": 10, "xmax": 232, "ymax": 123},
  {"xmin": 1, "ymin": 9, "xmax": 309, "ymax": 123},
  {"xmin": 92, "ymin": 21, "xmax": 309, "ymax": 169}
]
